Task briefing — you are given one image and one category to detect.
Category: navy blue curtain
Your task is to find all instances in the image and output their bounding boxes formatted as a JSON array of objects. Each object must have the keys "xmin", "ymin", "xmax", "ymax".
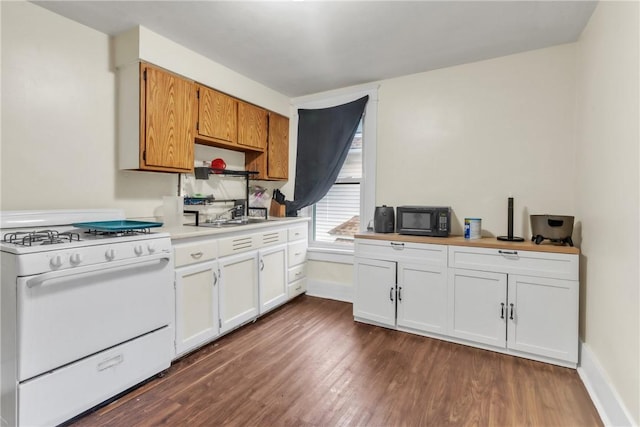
[{"xmin": 286, "ymin": 95, "xmax": 368, "ymax": 216}]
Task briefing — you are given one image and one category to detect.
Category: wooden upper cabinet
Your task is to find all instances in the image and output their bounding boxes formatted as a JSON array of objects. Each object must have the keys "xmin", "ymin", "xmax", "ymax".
[
  {"xmin": 237, "ymin": 101, "xmax": 268, "ymax": 151},
  {"xmin": 267, "ymin": 113, "xmax": 289, "ymax": 180},
  {"xmin": 141, "ymin": 63, "xmax": 196, "ymax": 172},
  {"xmin": 197, "ymin": 85, "xmax": 238, "ymax": 146},
  {"xmin": 245, "ymin": 112, "xmax": 289, "ymax": 181}
]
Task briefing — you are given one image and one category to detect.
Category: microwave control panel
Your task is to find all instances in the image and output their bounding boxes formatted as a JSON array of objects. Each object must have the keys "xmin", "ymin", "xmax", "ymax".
[{"xmin": 438, "ymin": 212, "xmax": 449, "ymax": 231}]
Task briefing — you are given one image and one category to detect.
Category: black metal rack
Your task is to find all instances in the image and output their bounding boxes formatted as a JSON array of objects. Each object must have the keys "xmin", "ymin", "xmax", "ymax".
[{"xmin": 187, "ymin": 167, "xmax": 259, "ymax": 225}]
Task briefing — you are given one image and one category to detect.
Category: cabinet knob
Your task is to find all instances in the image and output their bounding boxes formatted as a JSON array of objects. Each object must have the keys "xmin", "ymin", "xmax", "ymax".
[
  {"xmin": 389, "ymin": 287, "xmax": 395, "ymax": 302},
  {"xmin": 500, "ymin": 302, "xmax": 505, "ymax": 319},
  {"xmin": 398, "ymin": 286, "xmax": 403, "ymax": 301},
  {"xmin": 191, "ymin": 251, "xmax": 203, "ymax": 259},
  {"xmin": 510, "ymin": 303, "xmax": 515, "ymax": 320},
  {"xmin": 213, "ymin": 271, "xmax": 218, "ymax": 286}
]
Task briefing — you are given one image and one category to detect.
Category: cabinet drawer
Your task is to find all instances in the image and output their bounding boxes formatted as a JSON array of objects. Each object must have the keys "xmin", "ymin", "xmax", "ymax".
[
  {"xmin": 355, "ymin": 239, "xmax": 446, "ymax": 265},
  {"xmin": 288, "ymin": 225, "xmax": 308, "ymax": 242},
  {"xmin": 258, "ymin": 229, "xmax": 287, "ymax": 247},
  {"xmin": 19, "ymin": 327, "xmax": 171, "ymax": 427},
  {"xmin": 448, "ymin": 246, "xmax": 578, "ymax": 280},
  {"xmin": 288, "ymin": 264, "xmax": 306, "ymax": 283},
  {"xmin": 219, "ymin": 234, "xmax": 256, "ymax": 256},
  {"xmin": 174, "ymin": 241, "xmax": 218, "ymax": 267},
  {"xmin": 288, "ymin": 241, "xmax": 307, "ymax": 267},
  {"xmin": 288, "ymin": 278, "xmax": 306, "ymax": 299}
]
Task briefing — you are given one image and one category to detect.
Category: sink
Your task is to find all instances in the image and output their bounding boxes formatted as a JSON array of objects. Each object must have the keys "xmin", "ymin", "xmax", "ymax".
[{"xmin": 199, "ymin": 217, "xmax": 272, "ymax": 228}]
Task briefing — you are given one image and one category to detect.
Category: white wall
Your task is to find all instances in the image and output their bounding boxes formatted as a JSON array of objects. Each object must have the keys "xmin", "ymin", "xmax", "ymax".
[
  {"xmin": 575, "ymin": 2, "xmax": 639, "ymax": 424},
  {"xmin": 306, "ymin": 45, "xmax": 578, "ymax": 295},
  {"xmin": 0, "ymin": 2, "xmax": 291, "ymax": 217},
  {"xmin": 376, "ymin": 44, "xmax": 577, "ymax": 237}
]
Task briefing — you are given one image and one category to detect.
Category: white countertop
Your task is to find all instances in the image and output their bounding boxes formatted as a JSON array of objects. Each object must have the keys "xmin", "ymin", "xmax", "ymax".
[{"xmin": 159, "ymin": 217, "xmax": 310, "ymax": 240}]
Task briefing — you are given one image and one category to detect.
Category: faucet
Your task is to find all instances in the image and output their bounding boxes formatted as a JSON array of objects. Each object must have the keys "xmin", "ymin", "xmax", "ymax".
[{"xmin": 213, "ymin": 204, "xmax": 244, "ymax": 222}]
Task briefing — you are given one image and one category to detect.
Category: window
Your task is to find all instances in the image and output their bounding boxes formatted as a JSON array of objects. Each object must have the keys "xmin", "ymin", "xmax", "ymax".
[{"xmin": 313, "ymin": 120, "xmax": 362, "ymax": 244}]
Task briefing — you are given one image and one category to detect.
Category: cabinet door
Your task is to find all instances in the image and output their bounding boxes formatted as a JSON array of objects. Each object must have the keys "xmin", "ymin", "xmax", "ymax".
[
  {"xmin": 219, "ymin": 251, "xmax": 259, "ymax": 334},
  {"xmin": 507, "ymin": 275, "xmax": 578, "ymax": 363},
  {"xmin": 142, "ymin": 64, "xmax": 196, "ymax": 172},
  {"xmin": 197, "ymin": 85, "xmax": 237, "ymax": 145},
  {"xmin": 174, "ymin": 261, "xmax": 219, "ymax": 357},
  {"xmin": 353, "ymin": 257, "xmax": 396, "ymax": 327},
  {"xmin": 397, "ymin": 262, "xmax": 447, "ymax": 334},
  {"xmin": 237, "ymin": 101, "xmax": 268, "ymax": 150},
  {"xmin": 259, "ymin": 244, "xmax": 288, "ymax": 314},
  {"xmin": 448, "ymin": 268, "xmax": 507, "ymax": 348},
  {"xmin": 267, "ymin": 113, "xmax": 289, "ymax": 179}
]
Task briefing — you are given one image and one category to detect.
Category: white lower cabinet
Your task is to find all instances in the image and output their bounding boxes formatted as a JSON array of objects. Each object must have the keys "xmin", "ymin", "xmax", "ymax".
[
  {"xmin": 173, "ymin": 240, "xmax": 219, "ymax": 358},
  {"xmin": 353, "ymin": 258, "xmax": 396, "ymax": 327},
  {"xmin": 353, "ymin": 240, "xmax": 448, "ymax": 334},
  {"xmin": 397, "ymin": 262, "xmax": 447, "ymax": 334},
  {"xmin": 447, "ymin": 245, "xmax": 579, "ymax": 366},
  {"xmin": 448, "ymin": 268, "xmax": 579, "ymax": 364},
  {"xmin": 354, "ymin": 238, "xmax": 580, "ymax": 368},
  {"xmin": 174, "ymin": 261, "xmax": 220, "ymax": 357},
  {"xmin": 172, "ymin": 221, "xmax": 308, "ymax": 358},
  {"xmin": 259, "ymin": 244, "xmax": 288, "ymax": 314},
  {"xmin": 287, "ymin": 226, "xmax": 308, "ymax": 299},
  {"xmin": 218, "ymin": 251, "xmax": 260, "ymax": 334},
  {"xmin": 448, "ymin": 269, "xmax": 507, "ymax": 348},
  {"xmin": 507, "ymin": 274, "xmax": 578, "ymax": 363}
]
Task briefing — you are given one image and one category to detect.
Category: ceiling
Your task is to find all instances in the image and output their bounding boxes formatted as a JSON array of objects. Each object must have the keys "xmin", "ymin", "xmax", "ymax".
[{"xmin": 32, "ymin": 1, "xmax": 597, "ymax": 97}]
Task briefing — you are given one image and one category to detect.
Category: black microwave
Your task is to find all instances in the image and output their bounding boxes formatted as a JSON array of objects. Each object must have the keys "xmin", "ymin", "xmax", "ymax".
[{"xmin": 396, "ymin": 206, "xmax": 451, "ymax": 237}]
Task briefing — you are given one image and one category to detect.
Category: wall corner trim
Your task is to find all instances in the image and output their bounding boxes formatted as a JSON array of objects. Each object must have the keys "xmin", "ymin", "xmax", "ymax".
[{"xmin": 577, "ymin": 341, "xmax": 636, "ymax": 427}]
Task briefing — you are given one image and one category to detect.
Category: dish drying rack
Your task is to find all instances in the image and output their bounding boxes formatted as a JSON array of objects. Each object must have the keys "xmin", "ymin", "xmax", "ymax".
[{"xmin": 184, "ymin": 168, "xmax": 264, "ymax": 226}]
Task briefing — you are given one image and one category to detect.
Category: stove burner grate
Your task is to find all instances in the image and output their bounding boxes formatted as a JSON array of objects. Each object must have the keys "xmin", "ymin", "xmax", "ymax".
[
  {"xmin": 82, "ymin": 228, "xmax": 153, "ymax": 238},
  {"xmin": 3, "ymin": 230, "xmax": 81, "ymax": 247}
]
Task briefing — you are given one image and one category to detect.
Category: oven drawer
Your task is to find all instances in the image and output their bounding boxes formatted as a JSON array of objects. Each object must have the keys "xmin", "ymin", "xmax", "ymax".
[
  {"xmin": 19, "ymin": 327, "xmax": 171, "ymax": 427},
  {"xmin": 174, "ymin": 240, "xmax": 218, "ymax": 267}
]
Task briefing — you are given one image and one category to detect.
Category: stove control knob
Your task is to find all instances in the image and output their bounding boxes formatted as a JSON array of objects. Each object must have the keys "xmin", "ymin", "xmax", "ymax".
[
  {"xmin": 50, "ymin": 255, "xmax": 64, "ymax": 269},
  {"xmin": 70, "ymin": 253, "xmax": 83, "ymax": 265},
  {"xmin": 134, "ymin": 245, "xmax": 144, "ymax": 256},
  {"xmin": 105, "ymin": 248, "xmax": 116, "ymax": 261},
  {"xmin": 147, "ymin": 243, "xmax": 156, "ymax": 254}
]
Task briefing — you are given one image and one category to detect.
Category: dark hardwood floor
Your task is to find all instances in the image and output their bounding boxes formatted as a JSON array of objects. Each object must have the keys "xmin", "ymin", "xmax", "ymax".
[{"xmin": 71, "ymin": 295, "xmax": 602, "ymax": 426}]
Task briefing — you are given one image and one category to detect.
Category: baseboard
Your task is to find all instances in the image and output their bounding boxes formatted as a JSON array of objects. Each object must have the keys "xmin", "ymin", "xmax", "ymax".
[
  {"xmin": 578, "ymin": 341, "xmax": 636, "ymax": 426},
  {"xmin": 305, "ymin": 279, "xmax": 353, "ymax": 303}
]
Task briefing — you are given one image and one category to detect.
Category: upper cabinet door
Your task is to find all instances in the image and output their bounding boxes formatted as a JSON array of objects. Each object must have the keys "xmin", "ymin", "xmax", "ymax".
[
  {"xmin": 142, "ymin": 64, "xmax": 196, "ymax": 172},
  {"xmin": 237, "ymin": 101, "xmax": 268, "ymax": 151},
  {"xmin": 197, "ymin": 86, "xmax": 238, "ymax": 145},
  {"xmin": 268, "ymin": 113, "xmax": 289, "ymax": 180}
]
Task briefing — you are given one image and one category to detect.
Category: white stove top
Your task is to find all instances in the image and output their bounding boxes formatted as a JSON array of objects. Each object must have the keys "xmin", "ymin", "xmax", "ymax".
[{"xmin": 1, "ymin": 209, "xmax": 169, "ymax": 253}]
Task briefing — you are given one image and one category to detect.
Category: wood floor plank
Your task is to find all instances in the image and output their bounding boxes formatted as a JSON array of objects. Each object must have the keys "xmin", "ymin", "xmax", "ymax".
[{"xmin": 69, "ymin": 295, "xmax": 602, "ymax": 427}]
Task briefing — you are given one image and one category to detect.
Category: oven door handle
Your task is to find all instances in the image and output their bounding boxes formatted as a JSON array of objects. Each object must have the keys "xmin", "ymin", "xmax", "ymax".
[{"xmin": 26, "ymin": 253, "xmax": 171, "ymax": 288}]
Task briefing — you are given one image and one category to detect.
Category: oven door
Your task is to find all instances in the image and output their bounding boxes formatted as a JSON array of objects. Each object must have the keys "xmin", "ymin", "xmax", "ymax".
[{"xmin": 17, "ymin": 253, "xmax": 172, "ymax": 382}]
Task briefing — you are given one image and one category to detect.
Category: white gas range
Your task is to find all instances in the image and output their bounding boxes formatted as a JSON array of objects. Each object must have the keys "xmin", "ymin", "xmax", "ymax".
[{"xmin": 1, "ymin": 209, "xmax": 174, "ymax": 426}]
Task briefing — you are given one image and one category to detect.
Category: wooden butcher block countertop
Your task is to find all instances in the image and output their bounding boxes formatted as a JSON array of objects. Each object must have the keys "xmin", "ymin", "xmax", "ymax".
[{"xmin": 355, "ymin": 232, "xmax": 580, "ymax": 255}]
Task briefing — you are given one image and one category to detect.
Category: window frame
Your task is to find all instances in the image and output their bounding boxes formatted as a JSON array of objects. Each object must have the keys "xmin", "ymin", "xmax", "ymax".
[{"xmin": 291, "ymin": 85, "xmax": 378, "ymax": 254}]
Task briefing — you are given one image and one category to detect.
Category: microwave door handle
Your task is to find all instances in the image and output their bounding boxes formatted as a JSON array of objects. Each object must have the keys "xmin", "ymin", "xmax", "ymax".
[{"xmin": 26, "ymin": 253, "xmax": 171, "ymax": 288}]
